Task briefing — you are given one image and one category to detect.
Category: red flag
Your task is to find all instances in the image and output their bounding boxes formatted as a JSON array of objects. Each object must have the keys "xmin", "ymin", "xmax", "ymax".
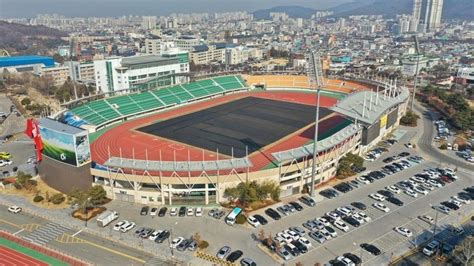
[{"xmin": 25, "ymin": 119, "xmax": 43, "ymax": 162}]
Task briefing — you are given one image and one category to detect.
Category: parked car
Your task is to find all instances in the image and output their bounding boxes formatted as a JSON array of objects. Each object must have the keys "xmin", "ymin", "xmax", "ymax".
[
  {"xmin": 343, "ymin": 253, "xmax": 362, "ymax": 265},
  {"xmin": 289, "ymin": 201, "xmax": 303, "ymax": 211},
  {"xmin": 265, "ymin": 208, "xmax": 281, "ymax": 220},
  {"xmin": 121, "ymin": 222, "xmax": 136, "ymax": 232},
  {"xmin": 394, "ymin": 226, "xmax": 413, "ymax": 237},
  {"xmin": 149, "ymin": 207, "xmax": 158, "ymax": 216},
  {"xmin": 177, "ymin": 239, "xmax": 193, "ymax": 251},
  {"xmin": 140, "ymin": 206, "xmax": 149, "ymax": 215},
  {"xmin": 195, "ymin": 207, "xmax": 203, "ymax": 217},
  {"xmin": 217, "ymin": 246, "xmax": 232, "ymax": 259},
  {"xmin": 276, "ymin": 247, "xmax": 293, "ymax": 261},
  {"xmin": 333, "ymin": 220, "xmax": 349, "ymax": 232},
  {"xmin": 361, "ymin": 243, "xmax": 381, "ymax": 255},
  {"xmin": 113, "ymin": 220, "xmax": 127, "ymax": 231},
  {"xmin": 158, "ymin": 207, "xmax": 168, "ymax": 217},
  {"xmin": 432, "ymin": 205, "xmax": 450, "ymax": 214},
  {"xmin": 309, "ymin": 231, "xmax": 326, "ymax": 243},
  {"xmin": 253, "ymin": 214, "xmax": 268, "ymax": 225},
  {"xmin": 386, "ymin": 196, "xmax": 404, "ymax": 206},
  {"xmin": 299, "ymin": 195, "xmax": 316, "ymax": 207},
  {"xmin": 7, "ymin": 205, "xmax": 21, "ymax": 213},
  {"xmin": 187, "ymin": 207, "xmax": 195, "ymax": 216},
  {"xmin": 373, "ymin": 203, "xmax": 390, "ymax": 213},
  {"xmin": 423, "ymin": 240, "xmax": 440, "ymax": 256},
  {"xmin": 155, "ymin": 230, "xmax": 170, "ymax": 243},
  {"xmin": 170, "ymin": 237, "xmax": 184, "ymax": 248},
  {"xmin": 247, "ymin": 216, "xmax": 261, "ymax": 228},
  {"xmin": 419, "ymin": 215, "xmax": 434, "ymax": 224},
  {"xmin": 227, "ymin": 250, "xmax": 243, "ymax": 262},
  {"xmin": 240, "ymin": 258, "xmax": 257, "ymax": 266},
  {"xmin": 178, "ymin": 206, "xmax": 186, "ymax": 217},
  {"xmin": 170, "ymin": 207, "xmax": 177, "ymax": 216}
]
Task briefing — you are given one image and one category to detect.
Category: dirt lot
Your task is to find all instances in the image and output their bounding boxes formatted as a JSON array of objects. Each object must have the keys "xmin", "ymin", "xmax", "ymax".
[{"xmin": 1, "ymin": 177, "xmax": 69, "ymax": 209}]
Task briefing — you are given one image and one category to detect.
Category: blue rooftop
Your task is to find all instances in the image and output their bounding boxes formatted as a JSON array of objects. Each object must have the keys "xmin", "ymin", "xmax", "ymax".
[{"xmin": 0, "ymin": 55, "xmax": 55, "ymax": 68}]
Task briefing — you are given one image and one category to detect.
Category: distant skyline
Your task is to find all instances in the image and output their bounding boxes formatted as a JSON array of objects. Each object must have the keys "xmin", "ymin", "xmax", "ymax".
[{"xmin": 0, "ymin": 0, "xmax": 351, "ymax": 18}]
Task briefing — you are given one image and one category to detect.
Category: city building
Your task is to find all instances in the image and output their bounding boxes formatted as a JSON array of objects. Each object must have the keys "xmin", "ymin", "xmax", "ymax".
[
  {"xmin": 413, "ymin": 0, "xmax": 444, "ymax": 32},
  {"xmin": 66, "ymin": 61, "xmax": 95, "ymax": 84},
  {"xmin": 0, "ymin": 55, "xmax": 55, "ymax": 72},
  {"xmin": 93, "ymin": 54, "xmax": 187, "ymax": 93},
  {"xmin": 456, "ymin": 67, "xmax": 474, "ymax": 85},
  {"xmin": 190, "ymin": 43, "xmax": 227, "ymax": 65},
  {"xmin": 35, "ymin": 65, "xmax": 70, "ymax": 86}
]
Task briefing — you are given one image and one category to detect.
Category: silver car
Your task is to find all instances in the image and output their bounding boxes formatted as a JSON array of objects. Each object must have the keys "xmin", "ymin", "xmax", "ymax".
[{"xmin": 217, "ymin": 246, "xmax": 231, "ymax": 259}]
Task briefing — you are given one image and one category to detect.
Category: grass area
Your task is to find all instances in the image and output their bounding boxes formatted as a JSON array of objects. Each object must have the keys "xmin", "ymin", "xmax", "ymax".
[
  {"xmin": 88, "ymin": 122, "xmax": 124, "ymax": 143},
  {"xmin": 0, "ymin": 237, "xmax": 69, "ymax": 266}
]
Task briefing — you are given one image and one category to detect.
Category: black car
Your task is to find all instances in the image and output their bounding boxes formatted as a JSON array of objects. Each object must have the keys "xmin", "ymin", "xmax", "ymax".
[
  {"xmin": 399, "ymin": 152, "xmax": 410, "ymax": 157},
  {"xmin": 378, "ymin": 190, "xmax": 394, "ymax": 198},
  {"xmin": 254, "ymin": 214, "xmax": 268, "ymax": 225},
  {"xmin": 364, "ymin": 175, "xmax": 375, "ymax": 183},
  {"xmin": 140, "ymin": 206, "xmax": 149, "ymax": 215},
  {"xmin": 291, "ymin": 240, "xmax": 308, "ymax": 254},
  {"xmin": 322, "ymin": 215, "xmax": 337, "ymax": 224},
  {"xmin": 342, "ymin": 216, "xmax": 360, "ymax": 227},
  {"xmin": 178, "ymin": 206, "xmax": 186, "ymax": 217},
  {"xmin": 299, "ymin": 195, "xmax": 316, "ymax": 207},
  {"xmin": 154, "ymin": 230, "xmax": 170, "ymax": 243},
  {"xmin": 352, "ymin": 166, "xmax": 367, "ymax": 173},
  {"xmin": 386, "ymin": 197, "xmax": 404, "ymax": 206},
  {"xmin": 464, "ymin": 186, "xmax": 474, "ymax": 194},
  {"xmin": 177, "ymin": 239, "xmax": 192, "ymax": 251},
  {"xmin": 458, "ymin": 192, "xmax": 474, "ymax": 201},
  {"xmin": 329, "ymin": 260, "xmax": 346, "ymax": 266},
  {"xmin": 320, "ymin": 189, "xmax": 338, "ymax": 199},
  {"xmin": 284, "ymin": 244, "xmax": 300, "ymax": 257},
  {"xmin": 361, "ymin": 243, "xmax": 381, "ymax": 255},
  {"xmin": 343, "ymin": 253, "xmax": 362, "ymax": 264},
  {"xmin": 441, "ymin": 201, "xmax": 459, "ymax": 210},
  {"xmin": 289, "ymin": 201, "xmax": 303, "ymax": 211},
  {"xmin": 383, "ymin": 157, "xmax": 395, "ymax": 163},
  {"xmin": 158, "ymin": 207, "xmax": 167, "ymax": 217},
  {"xmin": 351, "ymin": 202, "xmax": 367, "ymax": 210},
  {"xmin": 334, "ymin": 184, "xmax": 350, "ymax": 193},
  {"xmin": 265, "ymin": 208, "xmax": 281, "ymax": 220},
  {"xmin": 226, "ymin": 250, "xmax": 243, "ymax": 262}
]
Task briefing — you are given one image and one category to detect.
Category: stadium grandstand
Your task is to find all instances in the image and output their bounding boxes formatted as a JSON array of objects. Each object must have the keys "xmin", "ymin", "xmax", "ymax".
[{"xmin": 40, "ymin": 69, "xmax": 409, "ymax": 205}]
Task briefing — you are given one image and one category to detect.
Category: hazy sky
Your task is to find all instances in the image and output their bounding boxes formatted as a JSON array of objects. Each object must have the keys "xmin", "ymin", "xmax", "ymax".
[{"xmin": 0, "ymin": 0, "xmax": 352, "ymax": 18}]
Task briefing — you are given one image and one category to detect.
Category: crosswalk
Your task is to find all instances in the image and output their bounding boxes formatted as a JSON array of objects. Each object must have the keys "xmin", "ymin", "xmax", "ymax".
[{"xmin": 22, "ymin": 222, "xmax": 70, "ymax": 245}]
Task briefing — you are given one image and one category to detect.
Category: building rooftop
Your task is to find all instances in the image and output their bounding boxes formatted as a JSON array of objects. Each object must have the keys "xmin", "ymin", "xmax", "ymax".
[
  {"xmin": 121, "ymin": 55, "xmax": 178, "ymax": 66},
  {"xmin": 39, "ymin": 117, "xmax": 85, "ymax": 135},
  {"xmin": 0, "ymin": 55, "xmax": 55, "ymax": 68}
]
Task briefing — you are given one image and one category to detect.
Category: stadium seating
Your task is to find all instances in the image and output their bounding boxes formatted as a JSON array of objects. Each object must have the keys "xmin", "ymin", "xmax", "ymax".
[{"xmin": 70, "ymin": 75, "xmax": 247, "ymax": 126}]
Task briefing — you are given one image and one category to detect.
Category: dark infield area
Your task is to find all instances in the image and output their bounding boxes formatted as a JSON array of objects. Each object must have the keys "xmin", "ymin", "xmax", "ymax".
[{"xmin": 137, "ymin": 97, "xmax": 333, "ymax": 157}]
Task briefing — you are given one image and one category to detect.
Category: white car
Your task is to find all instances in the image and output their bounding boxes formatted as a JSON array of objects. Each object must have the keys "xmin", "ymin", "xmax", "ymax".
[
  {"xmin": 451, "ymin": 195, "xmax": 470, "ymax": 204},
  {"xmin": 336, "ymin": 207, "xmax": 353, "ymax": 216},
  {"xmin": 336, "ymin": 256, "xmax": 356, "ymax": 266},
  {"xmin": 247, "ymin": 216, "xmax": 261, "ymax": 228},
  {"xmin": 114, "ymin": 220, "xmax": 127, "ymax": 231},
  {"xmin": 410, "ymin": 176, "xmax": 425, "ymax": 184},
  {"xmin": 276, "ymin": 233, "xmax": 293, "ymax": 244},
  {"xmin": 149, "ymin": 230, "xmax": 163, "ymax": 241},
  {"xmin": 386, "ymin": 185, "xmax": 401, "ymax": 194},
  {"xmin": 170, "ymin": 207, "xmax": 178, "ymax": 216},
  {"xmin": 170, "ymin": 237, "xmax": 184, "ymax": 248},
  {"xmin": 405, "ymin": 143, "xmax": 414, "ymax": 148},
  {"xmin": 298, "ymin": 237, "xmax": 312, "ymax": 248},
  {"xmin": 326, "ymin": 211, "xmax": 341, "ymax": 221},
  {"xmin": 369, "ymin": 193, "xmax": 386, "ymax": 201},
  {"xmin": 373, "ymin": 203, "xmax": 390, "ymax": 213},
  {"xmin": 352, "ymin": 213, "xmax": 365, "ymax": 224},
  {"xmin": 195, "ymin": 207, "xmax": 203, "ymax": 217},
  {"xmin": 317, "ymin": 217, "xmax": 330, "ymax": 226},
  {"xmin": 419, "ymin": 215, "xmax": 434, "ymax": 224},
  {"xmin": 395, "ymin": 226, "xmax": 413, "ymax": 237},
  {"xmin": 357, "ymin": 176, "xmax": 370, "ymax": 184},
  {"xmin": 319, "ymin": 229, "xmax": 332, "ymax": 240},
  {"xmin": 187, "ymin": 207, "xmax": 194, "ymax": 216},
  {"xmin": 413, "ymin": 186, "xmax": 428, "ymax": 195},
  {"xmin": 357, "ymin": 211, "xmax": 371, "ymax": 222},
  {"xmin": 427, "ymin": 179, "xmax": 442, "ymax": 188},
  {"xmin": 421, "ymin": 182, "xmax": 434, "ymax": 191},
  {"xmin": 423, "ymin": 240, "xmax": 440, "ymax": 256},
  {"xmin": 333, "ymin": 220, "xmax": 349, "ymax": 232},
  {"xmin": 149, "ymin": 208, "xmax": 158, "ymax": 216},
  {"xmin": 121, "ymin": 221, "xmax": 136, "ymax": 232},
  {"xmin": 433, "ymin": 205, "xmax": 450, "ymax": 214},
  {"xmin": 7, "ymin": 206, "xmax": 22, "ymax": 213},
  {"xmin": 0, "ymin": 159, "xmax": 12, "ymax": 165},
  {"xmin": 323, "ymin": 226, "xmax": 338, "ymax": 238},
  {"xmin": 284, "ymin": 229, "xmax": 300, "ymax": 241},
  {"xmin": 404, "ymin": 189, "xmax": 418, "ymax": 198}
]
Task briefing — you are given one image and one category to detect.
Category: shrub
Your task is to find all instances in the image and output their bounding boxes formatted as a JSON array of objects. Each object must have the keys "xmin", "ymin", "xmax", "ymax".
[
  {"xmin": 440, "ymin": 143, "xmax": 447, "ymax": 150},
  {"xmin": 198, "ymin": 240, "xmax": 209, "ymax": 249},
  {"xmin": 50, "ymin": 193, "xmax": 65, "ymax": 204},
  {"xmin": 13, "ymin": 183, "xmax": 22, "ymax": 190},
  {"xmin": 400, "ymin": 111, "xmax": 420, "ymax": 127},
  {"xmin": 21, "ymin": 97, "xmax": 31, "ymax": 106},
  {"xmin": 33, "ymin": 195, "xmax": 44, "ymax": 202},
  {"xmin": 235, "ymin": 214, "xmax": 246, "ymax": 224},
  {"xmin": 88, "ymin": 185, "xmax": 108, "ymax": 205}
]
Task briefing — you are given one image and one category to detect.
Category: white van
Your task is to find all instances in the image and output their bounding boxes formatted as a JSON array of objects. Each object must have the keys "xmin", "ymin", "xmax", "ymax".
[{"xmin": 423, "ymin": 240, "xmax": 440, "ymax": 256}]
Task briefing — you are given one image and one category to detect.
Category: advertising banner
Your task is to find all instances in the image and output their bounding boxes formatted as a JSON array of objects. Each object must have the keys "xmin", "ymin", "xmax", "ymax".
[
  {"xmin": 39, "ymin": 126, "xmax": 77, "ymax": 166},
  {"xmin": 380, "ymin": 114, "xmax": 388, "ymax": 128},
  {"xmin": 74, "ymin": 131, "xmax": 91, "ymax": 166}
]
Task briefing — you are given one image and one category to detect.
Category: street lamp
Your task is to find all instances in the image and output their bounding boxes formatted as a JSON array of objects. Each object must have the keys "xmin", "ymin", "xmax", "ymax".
[
  {"xmin": 411, "ymin": 35, "xmax": 420, "ymax": 111},
  {"xmin": 83, "ymin": 197, "xmax": 91, "ymax": 228}
]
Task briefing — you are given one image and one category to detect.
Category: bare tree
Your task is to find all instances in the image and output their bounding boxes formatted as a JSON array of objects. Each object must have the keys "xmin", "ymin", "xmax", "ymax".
[
  {"xmin": 258, "ymin": 229, "xmax": 266, "ymax": 242},
  {"xmin": 453, "ymin": 235, "xmax": 473, "ymax": 266}
]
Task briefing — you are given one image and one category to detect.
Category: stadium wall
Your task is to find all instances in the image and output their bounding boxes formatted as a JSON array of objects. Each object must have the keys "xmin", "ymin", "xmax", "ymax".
[{"xmin": 38, "ymin": 156, "xmax": 92, "ymax": 194}]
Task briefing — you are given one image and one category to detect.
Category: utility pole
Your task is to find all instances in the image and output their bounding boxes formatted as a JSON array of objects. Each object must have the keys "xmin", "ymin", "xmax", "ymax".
[{"xmin": 411, "ymin": 35, "xmax": 420, "ymax": 110}]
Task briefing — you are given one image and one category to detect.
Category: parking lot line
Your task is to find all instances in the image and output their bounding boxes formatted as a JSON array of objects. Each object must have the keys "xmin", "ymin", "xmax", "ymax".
[
  {"xmin": 72, "ymin": 229, "xmax": 83, "ymax": 237},
  {"xmin": 12, "ymin": 228, "xmax": 24, "ymax": 236}
]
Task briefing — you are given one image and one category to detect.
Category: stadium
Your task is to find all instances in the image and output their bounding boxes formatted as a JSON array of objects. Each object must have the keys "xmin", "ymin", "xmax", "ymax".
[{"xmin": 37, "ymin": 70, "xmax": 409, "ymax": 205}]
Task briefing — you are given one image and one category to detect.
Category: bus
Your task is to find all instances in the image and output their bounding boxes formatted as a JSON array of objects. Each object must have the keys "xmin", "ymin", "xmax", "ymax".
[{"xmin": 225, "ymin": 207, "xmax": 242, "ymax": 225}]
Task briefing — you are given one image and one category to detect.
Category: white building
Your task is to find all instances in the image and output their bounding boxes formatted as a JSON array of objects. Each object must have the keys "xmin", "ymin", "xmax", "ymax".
[{"xmin": 93, "ymin": 54, "xmax": 188, "ymax": 93}]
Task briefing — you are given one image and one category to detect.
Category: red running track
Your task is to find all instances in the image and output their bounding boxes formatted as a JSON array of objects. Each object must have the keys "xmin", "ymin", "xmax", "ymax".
[
  {"xmin": 0, "ymin": 246, "xmax": 48, "ymax": 266},
  {"xmin": 91, "ymin": 91, "xmax": 341, "ymax": 175}
]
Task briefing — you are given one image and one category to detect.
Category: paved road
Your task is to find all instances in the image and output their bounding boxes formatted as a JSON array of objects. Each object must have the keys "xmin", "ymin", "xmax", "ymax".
[
  {"xmin": 414, "ymin": 103, "xmax": 474, "ymax": 171},
  {"xmin": 0, "ymin": 207, "xmax": 160, "ymax": 265}
]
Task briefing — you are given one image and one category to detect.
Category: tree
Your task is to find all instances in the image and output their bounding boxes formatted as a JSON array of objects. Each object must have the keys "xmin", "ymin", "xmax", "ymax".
[
  {"xmin": 258, "ymin": 229, "xmax": 266, "ymax": 241},
  {"xmin": 400, "ymin": 111, "xmax": 420, "ymax": 127},
  {"xmin": 453, "ymin": 235, "xmax": 473, "ymax": 266},
  {"xmin": 68, "ymin": 188, "xmax": 91, "ymax": 213},
  {"xmin": 336, "ymin": 153, "xmax": 364, "ymax": 179},
  {"xmin": 20, "ymin": 97, "xmax": 31, "ymax": 106},
  {"xmin": 193, "ymin": 232, "xmax": 201, "ymax": 244},
  {"xmin": 88, "ymin": 185, "xmax": 107, "ymax": 205},
  {"xmin": 16, "ymin": 172, "xmax": 32, "ymax": 189}
]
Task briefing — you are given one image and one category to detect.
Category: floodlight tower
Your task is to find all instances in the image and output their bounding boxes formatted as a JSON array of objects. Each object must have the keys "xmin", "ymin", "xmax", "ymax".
[
  {"xmin": 307, "ymin": 51, "xmax": 324, "ymax": 197},
  {"xmin": 411, "ymin": 35, "xmax": 421, "ymax": 110}
]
